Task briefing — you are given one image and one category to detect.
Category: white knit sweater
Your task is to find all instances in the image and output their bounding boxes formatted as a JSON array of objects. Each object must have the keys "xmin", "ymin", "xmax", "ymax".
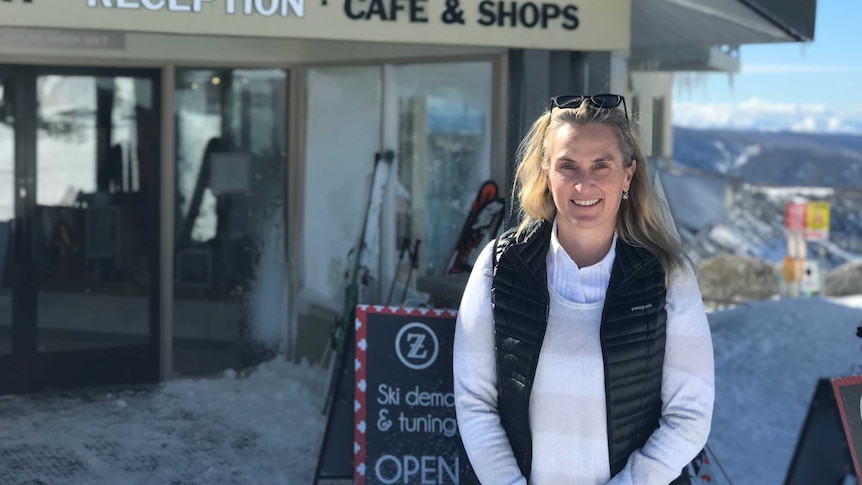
[{"xmin": 453, "ymin": 232, "xmax": 714, "ymax": 485}]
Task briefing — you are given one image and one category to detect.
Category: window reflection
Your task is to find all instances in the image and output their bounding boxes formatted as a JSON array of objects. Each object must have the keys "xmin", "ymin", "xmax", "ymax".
[
  {"xmin": 0, "ymin": 75, "xmax": 12, "ymax": 355},
  {"xmin": 174, "ymin": 69, "xmax": 288, "ymax": 376},
  {"xmin": 393, "ymin": 62, "xmax": 493, "ymax": 276},
  {"xmin": 34, "ymin": 74, "xmax": 158, "ymax": 352}
]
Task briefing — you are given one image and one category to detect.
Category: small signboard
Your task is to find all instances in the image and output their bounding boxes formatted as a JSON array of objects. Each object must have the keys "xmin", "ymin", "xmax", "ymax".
[
  {"xmin": 833, "ymin": 376, "xmax": 862, "ymax": 482},
  {"xmin": 784, "ymin": 201, "xmax": 830, "ymax": 241},
  {"xmin": 785, "ymin": 201, "xmax": 807, "ymax": 233},
  {"xmin": 800, "ymin": 260, "xmax": 821, "ymax": 294},
  {"xmin": 805, "ymin": 201, "xmax": 830, "ymax": 241},
  {"xmin": 354, "ymin": 306, "xmax": 464, "ymax": 485}
]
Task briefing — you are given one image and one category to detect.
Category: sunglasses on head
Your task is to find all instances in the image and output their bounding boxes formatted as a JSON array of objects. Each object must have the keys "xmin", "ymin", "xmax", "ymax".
[{"xmin": 548, "ymin": 94, "xmax": 628, "ymax": 121}]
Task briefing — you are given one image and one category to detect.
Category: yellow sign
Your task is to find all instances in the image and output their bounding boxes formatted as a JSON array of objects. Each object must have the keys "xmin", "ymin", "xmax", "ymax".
[
  {"xmin": 0, "ymin": 0, "xmax": 631, "ymax": 51},
  {"xmin": 805, "ymin": 201, "xmax": 830, "ymax": 241}
]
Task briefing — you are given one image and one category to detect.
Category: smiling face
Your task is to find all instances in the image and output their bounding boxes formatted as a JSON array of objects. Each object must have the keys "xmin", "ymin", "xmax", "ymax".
[{"xmin": 546, "ymin": 122, "xmax": 636, "ymax": 243}]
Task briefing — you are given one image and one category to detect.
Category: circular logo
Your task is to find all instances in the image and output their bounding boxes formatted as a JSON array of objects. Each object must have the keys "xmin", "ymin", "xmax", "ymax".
[{"xmin": 395, "ymin": 322, "xmax": 439, "ymax": 370}]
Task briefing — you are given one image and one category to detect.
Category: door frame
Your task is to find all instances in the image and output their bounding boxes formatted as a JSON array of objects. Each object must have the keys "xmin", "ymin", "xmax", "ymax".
[{"xmin": 0, "ymin": 64, "xmax": 162, "ymax": 395}]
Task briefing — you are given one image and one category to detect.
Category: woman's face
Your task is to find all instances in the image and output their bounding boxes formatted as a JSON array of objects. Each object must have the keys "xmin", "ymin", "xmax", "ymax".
[{"xmin": 546, "ymin": 122, "xmax": 636, "ymax": 239}]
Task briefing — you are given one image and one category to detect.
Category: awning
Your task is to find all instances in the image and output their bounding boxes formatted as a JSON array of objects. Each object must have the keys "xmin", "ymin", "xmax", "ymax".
[{"xmin": 630, "ymin": 0, "xmax": 816, "ymax": 72}]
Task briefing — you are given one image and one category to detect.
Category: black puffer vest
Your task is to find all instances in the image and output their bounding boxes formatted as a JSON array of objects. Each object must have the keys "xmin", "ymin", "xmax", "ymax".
[{"xmin": 464, "ymin": 220, "xmax": 689, "ymax": 484}]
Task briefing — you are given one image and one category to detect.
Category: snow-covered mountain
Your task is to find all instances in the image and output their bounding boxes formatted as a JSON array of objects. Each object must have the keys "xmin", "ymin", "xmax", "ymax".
[
  {"xmin": 673, "ymin": 127, "xmax": 862, "ymax": 188},
  {"xmin": 667, "ymin": 127, "xmax": 862, "ymax": 268}
]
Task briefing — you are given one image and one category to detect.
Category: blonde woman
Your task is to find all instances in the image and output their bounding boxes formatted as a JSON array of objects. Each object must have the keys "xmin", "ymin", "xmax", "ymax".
[{"xmin": 453, "ymin": 95, "xmax": 714, "ymax": 485}]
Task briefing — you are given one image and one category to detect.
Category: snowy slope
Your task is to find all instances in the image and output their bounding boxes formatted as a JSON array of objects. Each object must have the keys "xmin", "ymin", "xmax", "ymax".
[{"xmin": 708, "ymin": 296, "xmax": 862, "ymax": 484}]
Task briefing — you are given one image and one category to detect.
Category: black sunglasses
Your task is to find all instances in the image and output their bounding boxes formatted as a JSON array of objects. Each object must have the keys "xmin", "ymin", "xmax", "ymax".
[{"xmin": 548, "ymin": 94, "xmax": 628, "ymax": 121}]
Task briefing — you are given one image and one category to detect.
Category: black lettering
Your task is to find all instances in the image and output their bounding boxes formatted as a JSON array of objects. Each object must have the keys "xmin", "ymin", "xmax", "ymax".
[
  {"xmin": 477, "ymin": 0, "xmax": 495, "ymax": 26},
  {"xmin": 344, "ymin": 0, "xmax": 365, "ymax": 19},
  {"xmin": 541, "ymin": 3, "xmax": 560, "ymax": 28},
  {"xmin": 389, "ymin": 0, "xmax": 404, "ymax": 20},
  {"xmin": 519, "ymin": 2, "xmax": 539, "ymax": 28},
  {"xmin": 366, "ymin": 0, "xmax": 387, "ymax": 19},
  {"xmin": 562, "ymin": 4, "xmax": 578, "ymax": 30},
  {"xmin": 498, "ymin": 1, "xmax": 517, "ymax": 27},
  {"xmin": 410, "ymin": 0, "xmax": 428, "ymax": 22}
]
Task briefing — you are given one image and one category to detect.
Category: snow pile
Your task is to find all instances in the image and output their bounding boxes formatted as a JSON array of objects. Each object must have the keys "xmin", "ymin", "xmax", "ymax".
[{"xmin": 708, "ymin": 296, "xmax": 862, "ymax": 484}]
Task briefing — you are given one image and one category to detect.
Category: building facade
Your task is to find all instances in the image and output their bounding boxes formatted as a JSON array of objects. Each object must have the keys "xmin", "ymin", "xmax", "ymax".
[{"xmin": 0, "ymin": 0, "xmax": 815, "ymax": 393}]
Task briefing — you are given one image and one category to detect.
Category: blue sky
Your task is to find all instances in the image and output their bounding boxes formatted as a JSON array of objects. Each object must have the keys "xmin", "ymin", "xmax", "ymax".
[{"xmin": 672, "ymin": 0, "xmax": 862, "ymax": 132}]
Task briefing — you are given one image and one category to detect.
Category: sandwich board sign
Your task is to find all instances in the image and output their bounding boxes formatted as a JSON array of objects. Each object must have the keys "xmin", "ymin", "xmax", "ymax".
[
  {"xmin": 833, "ymin": 376, "xmax": 862, "ymax": 483},
  {"xmin": 354, "ymin": 306, "xmax": 465, "ymax": 485}
]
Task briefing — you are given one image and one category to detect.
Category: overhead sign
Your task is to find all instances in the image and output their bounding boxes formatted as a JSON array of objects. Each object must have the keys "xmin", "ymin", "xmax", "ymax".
[
  {"xmin": 0, "ymin": 0, "xmax": 631, "ymax": 51},
  {"xmin": 833, "ymin": 376, "xmax": 862, "ymax": 483},
  {"xmin": 354, "ymin": 306, "xmax": 463, "ymax": 485},
  {"xmin": 0, "ymin": 27, "xmax": 125, "ymax": 50},
  {"xmin": 785, "ymin": 201, "xmax": 830, "ymax": 241}
]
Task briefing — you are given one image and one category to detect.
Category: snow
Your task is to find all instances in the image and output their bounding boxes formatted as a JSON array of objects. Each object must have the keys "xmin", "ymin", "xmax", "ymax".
[
  {"xmin": 0, "ymin": 360, "xmax": 328, "ymax": 485},
  {"xmin": 3, "ymin": 297, "xmax": 862, "ymax": 484},
  {"xmin": 734, "ymin": 144, "xmax": 762, "ymax": 169},
  {"xmin": 708, "ymin": 296, "xmax": 862, "ymax": 484}
]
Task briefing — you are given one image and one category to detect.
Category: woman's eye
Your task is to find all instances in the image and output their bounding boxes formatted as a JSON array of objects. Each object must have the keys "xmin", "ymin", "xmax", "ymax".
[{"xmin": 594, "ymin": 163, "xmax": 610, "ymax": 170}]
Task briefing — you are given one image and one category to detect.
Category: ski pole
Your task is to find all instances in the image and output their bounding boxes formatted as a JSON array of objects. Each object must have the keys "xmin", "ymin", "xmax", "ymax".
[
  {"xmin": 400, "ymin": 239, "xmax": 421, "ymax": 305},
  {"xmin": 386, "ymin": 237, "xmax": 411, "ymax": 306}
]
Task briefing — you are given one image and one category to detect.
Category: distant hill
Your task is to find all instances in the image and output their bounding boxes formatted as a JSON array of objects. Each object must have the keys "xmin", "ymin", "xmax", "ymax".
[
  {"xmin": 672, "ymin": 127, "xmax": 862, "ymax": 188},
  {"xmin": 666, "ymin": 127, "xmax": 862, "ymax": 268}
]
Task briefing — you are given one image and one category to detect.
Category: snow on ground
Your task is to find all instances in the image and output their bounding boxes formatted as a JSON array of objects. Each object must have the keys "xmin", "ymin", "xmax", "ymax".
[
  {"xmin": 2, "ymin": 297, "xmax": 862, "ymax": 484},
  {"xmin": 707, "ymin": 296, "xmax": 862, "ymax": 484},
  {"xmin": 0, "ymin": 360, "xmax": 328, "ymax": 485}
]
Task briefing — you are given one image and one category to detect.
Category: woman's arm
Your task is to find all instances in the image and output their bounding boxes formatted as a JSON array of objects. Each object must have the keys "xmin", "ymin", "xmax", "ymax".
[
  {"xmin": 453, "ymin": 241, "xmax": 528, "ymax": 485},
  {"xmin": 608, "ymin": 263, "xmax": 715, "ymax": 485}
]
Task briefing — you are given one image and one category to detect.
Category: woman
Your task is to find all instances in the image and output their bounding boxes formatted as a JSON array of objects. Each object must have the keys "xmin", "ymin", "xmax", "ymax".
[{"xmin": 453, "ymin": 94, "xmax": 714, "ymax": 485}]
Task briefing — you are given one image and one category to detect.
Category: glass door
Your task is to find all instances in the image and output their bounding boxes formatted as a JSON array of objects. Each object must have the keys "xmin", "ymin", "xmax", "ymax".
[
  {"xmin": 0, "ymin": 66, "xmax": 161, "ymax": 395},
  {"xmin": 0, "ymin": 70, "xmax": 23, "ymax": 392}
]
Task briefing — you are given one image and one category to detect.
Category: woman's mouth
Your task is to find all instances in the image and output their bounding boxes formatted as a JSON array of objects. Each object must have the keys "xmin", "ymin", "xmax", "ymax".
[{"xmin": 572, "ymin": 198, "xmax": 601, "ymax": 207}]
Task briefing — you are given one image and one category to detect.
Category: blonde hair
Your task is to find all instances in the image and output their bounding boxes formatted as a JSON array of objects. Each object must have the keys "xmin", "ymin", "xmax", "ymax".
[{"xmin": 513, "ymin": 101, "xmax": 689, "ymax": 279}]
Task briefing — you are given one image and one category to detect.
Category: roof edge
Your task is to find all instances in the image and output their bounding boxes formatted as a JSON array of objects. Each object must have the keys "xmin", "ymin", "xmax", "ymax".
[{"xmin": 736, "ymin": 0, "xmax": 814, "ymax": 42}]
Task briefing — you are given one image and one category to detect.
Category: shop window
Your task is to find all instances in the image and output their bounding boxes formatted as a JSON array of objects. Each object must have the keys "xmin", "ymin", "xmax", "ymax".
[
  {"xmin": 302, "ymin": 62, "xmax": 492, "ymax": 309},
  {"xmin": 174, "ymin": 68, "xmax": 288, "ymax": 375},
  {"xmin": 392, "ymin": 62, "xmax": 493, "ymax": 277}
]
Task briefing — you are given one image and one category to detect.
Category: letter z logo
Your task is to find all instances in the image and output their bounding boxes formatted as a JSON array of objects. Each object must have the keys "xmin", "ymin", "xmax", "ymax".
[
  {"xmin": 395, "ymin": 322, "xmax": 439, "ymax": 370},
  {"xmin": 405, "ymin": 333, "xmax": 428, "ymax": 360}
]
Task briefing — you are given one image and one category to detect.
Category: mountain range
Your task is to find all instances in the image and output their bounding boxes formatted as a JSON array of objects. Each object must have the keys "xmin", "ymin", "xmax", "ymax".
[{"xmin": 672, "ymin": 127, "xmax": 862, "ymax": 188}]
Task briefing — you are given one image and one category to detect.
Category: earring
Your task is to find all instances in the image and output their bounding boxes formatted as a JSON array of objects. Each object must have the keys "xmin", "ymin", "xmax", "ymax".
[{"xmin": 622, "ymin": 190, "xmax": 629, "ymax": 200}]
